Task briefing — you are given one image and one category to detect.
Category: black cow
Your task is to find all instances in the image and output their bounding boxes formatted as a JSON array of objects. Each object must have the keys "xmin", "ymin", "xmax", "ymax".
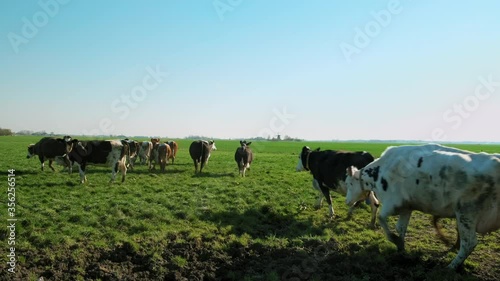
[
  {"xmin": 234, "ymin": 140, "xmax": 253, "ymax": 177},
  {"xmin": 69, "ymin": 140, "xmax": 129, "ymax": 183},
  {"xmin": 27, "ymin": 136, "xmax": 74, "ymax": 173},
  {"xmin": 189, "ymin": 140, "xmax": 217, "ymax": 173},
  {"xmin": 296, "ymin": 146, "xmax": 379, "ymax": 227}
]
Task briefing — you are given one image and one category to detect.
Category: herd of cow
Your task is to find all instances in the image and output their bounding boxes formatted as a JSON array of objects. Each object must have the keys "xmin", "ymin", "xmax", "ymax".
[
  {"xmin": 26, "ymin": 136, "xmax": 499, "ymax": 271},
  {"xmin": 26, "ymin": 136, "xmax": 253, "ymax": 182}
]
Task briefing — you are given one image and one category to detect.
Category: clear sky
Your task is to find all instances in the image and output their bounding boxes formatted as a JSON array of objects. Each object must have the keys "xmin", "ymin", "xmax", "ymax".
[{"xmin": 1, "ymin": 0, "xmax": 499, "ymax": 142}]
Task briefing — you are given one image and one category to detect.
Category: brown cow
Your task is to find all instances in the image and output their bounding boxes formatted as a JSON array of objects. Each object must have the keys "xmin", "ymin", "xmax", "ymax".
[
  {"xmin": 166, "ymin": 141, "xmax": 178, "ymax": 164},
  {"xmin": 150, "ymin": 142, "xmax": 171, "ymax": 172}
]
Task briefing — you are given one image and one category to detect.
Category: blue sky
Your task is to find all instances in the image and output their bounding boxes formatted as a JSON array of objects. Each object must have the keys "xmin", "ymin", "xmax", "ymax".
[{"xmin": 1, "ymin": 0, "xmax": 499, "ymax": 142}]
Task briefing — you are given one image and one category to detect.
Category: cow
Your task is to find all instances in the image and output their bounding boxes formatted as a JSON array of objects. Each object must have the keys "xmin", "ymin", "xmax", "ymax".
[
  {"xmin": 150, "ymin": 142, "xmax": 171, "ymax": 172},
  {"xmin": 151, "ymin": 137, "xmax": 160, "ymax": 146},
  {"xmin": 27, "ymin": 136, "xmax": 74, "ymax": 173},
  {"xmin": 68, "ymin": 140, "xmax": 129, "ymax": 183},
  {"xmin": 235, "ymin": 140, "xmax": 253, "ymax": 177},
  {"xmin": 138, "ymin": 141, "xmax": 153, "ymax": 165},
  {"xmin": 122, "ymin": 139, "xmax": 140, "ymax": 170},
  {"xmin": 296, "ymin": 146, "xmax": 379, "ymax": 227},
  {"xmin": 344, "ymin": 144, "xmax": 500, "ymax": 270},
  {"xmin": 189, "ymin": 140, "xmax": 216, "ymax": 174},
  {"xmin": 166, "ymin": 141, "xmax": 179, "ymax": 164}
]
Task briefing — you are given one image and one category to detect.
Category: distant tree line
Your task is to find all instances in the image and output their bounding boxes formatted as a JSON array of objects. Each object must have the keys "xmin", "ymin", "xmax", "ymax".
[{"xmin": 0, "ymin": 128, "xmax": 13, "ymax": 136}]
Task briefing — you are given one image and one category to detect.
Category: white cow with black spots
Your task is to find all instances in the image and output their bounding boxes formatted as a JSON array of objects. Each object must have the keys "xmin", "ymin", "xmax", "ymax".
[{"xmin": 345, "ymin": 144, "xmax": 500, "ymax": 270}]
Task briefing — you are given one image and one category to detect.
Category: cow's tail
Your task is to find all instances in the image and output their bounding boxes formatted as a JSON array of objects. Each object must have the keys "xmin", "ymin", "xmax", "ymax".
[
  {"xmin": 200, "ymin": 141, "xmax": 204, "ymax": 163},
  {"xmin": 432, "ymin": 216, "xmax": 452, "ymax": 246}
]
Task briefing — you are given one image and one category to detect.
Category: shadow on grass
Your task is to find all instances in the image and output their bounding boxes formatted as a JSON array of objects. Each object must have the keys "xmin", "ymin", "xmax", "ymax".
[
  {"xmin": 192, "ymin": 172, "xmax": 235, "ymax": 178},
  {"xmin": 200, "ymin": 205, "xmax": 324, "ymax": 239},
  {"xmin": 14, "ymin": 232, "xmax": 488, "ymax": 281}
]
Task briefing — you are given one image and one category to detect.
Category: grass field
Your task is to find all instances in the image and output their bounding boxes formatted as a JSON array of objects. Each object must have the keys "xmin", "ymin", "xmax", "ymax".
[{"xmin": 0, "ymin": 136, "xmax": 499, "ymax": 280}]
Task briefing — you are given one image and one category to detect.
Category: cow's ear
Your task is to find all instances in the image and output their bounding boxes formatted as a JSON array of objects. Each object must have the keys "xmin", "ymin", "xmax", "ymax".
[
  {"xmin": 315, "ymin": 147, "xmax": 320, "ymax": 152},
  {"xmin": 347, "ymin": 166, "xmax": 359, "ymax": 178},
  {"xmin": 246, "ymin": 142, "xmax": 252, "ymax": 146},
  {"xmin": 240, "ymin": 140, "xmax": 244, "ymax": 145},
  {"xmin": 346, "ymin": 166, "xmax": 353, "ymax": 177}
]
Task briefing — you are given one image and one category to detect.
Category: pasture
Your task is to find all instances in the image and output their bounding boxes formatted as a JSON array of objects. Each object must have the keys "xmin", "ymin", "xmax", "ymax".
[{"xmin": 0, "ymin": 136, "xmax": 499, "ymax": 280}]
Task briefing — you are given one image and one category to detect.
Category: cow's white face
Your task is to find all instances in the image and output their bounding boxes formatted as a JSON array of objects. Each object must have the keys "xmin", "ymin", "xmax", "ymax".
[
  {"xmin": 296, "ymin": 154, "xmax": 305, "ymax": 172},
  {"xmin": 210, "ymin": 141, "xmax": 217, "ymax": 151},
  {"xmin": 345, "ymin": 166, "xmax": 364, "ymax": 206}
]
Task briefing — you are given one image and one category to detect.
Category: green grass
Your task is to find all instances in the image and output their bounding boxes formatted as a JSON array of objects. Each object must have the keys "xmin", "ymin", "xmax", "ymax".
[{"xmin": 0, "ymin": 136, "xmax": 499, "ymax": 280}]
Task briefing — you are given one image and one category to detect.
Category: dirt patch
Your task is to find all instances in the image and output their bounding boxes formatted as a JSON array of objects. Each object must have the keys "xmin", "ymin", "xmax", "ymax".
[{"xmin": 3, "ymin": 233, "xmax": 498, "ymax": 281}]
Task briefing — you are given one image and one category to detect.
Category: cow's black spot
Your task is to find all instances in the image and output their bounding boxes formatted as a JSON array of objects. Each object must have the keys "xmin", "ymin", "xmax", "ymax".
[
  {"xmin": 417, "ymin": 157, "xmax": 423, "ymax": 168},
  {"xmin": 439, "ymin": 166, "xmax": 449, "ymax": 180},
  {"xmin": 453, "ymin": 170, "xmax": 468, "ymax": 188},
  {"xmin": 366, "ymin": 166, "xmax": 380, "ymax": 182},
  {"xmin": 416, "ymin": 179, "xmax": 420, "ymax": 185},
  {"xmin": 474, "ymin": 174, "xmax": 495, "ymax": 188},
  {"xmin": 381, "ymin": 177, "xmax": 389, "ymax": 191}
]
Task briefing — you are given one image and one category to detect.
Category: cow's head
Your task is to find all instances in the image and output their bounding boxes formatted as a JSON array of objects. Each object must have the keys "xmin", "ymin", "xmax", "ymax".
[
  {"xmin": 151, "ymin": 138, "xmax": 160, "ymax": 145},
  {"xmin": 27, "ymin": 144, "xmax": 35, "ymax": 158},
  {"xmin": 296, "ymin": 146, "xmax": 319, "ymax": 172},
  {"xmin": 209, "ymin": 140, "xmax": 217, "ymax": 151},
  {"xmin": 345, "ymin": 166, "xmax": 370, "ymax": 206}
]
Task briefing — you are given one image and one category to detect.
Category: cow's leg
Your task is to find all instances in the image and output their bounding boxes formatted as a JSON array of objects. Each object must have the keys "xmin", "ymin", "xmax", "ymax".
[
  {"xmin": 378, "ymin": 205, "xmax": 404, "ymax": 251},
  {"xmin": 39, "ymin": 155, "xmax": 45, "ymax": 171},
  {"xmin": 200, "ymin": 160, "xmax": 206, "ymax": 173},
  {"xmin": 193, "ymin": 160, "xmax": 198, "ymax": 173},
  {"xmin": 63, "ymin": 156, "xmax": 72, "ymax": 174},
  {"xmin": 319, "ymin": 183, "xmax": 334, "ymax": 217},
  {"xmin": 77, "ymin": 163, "xmax": 87, "ymax": 183},
  {"xmin": 48, "ymin": 159, "xmax": 56, "ymax": 172},
  {"xmin": 120, "ymin": 160, "xmax": 127, "ymax": 182},
  {"xmin": 312, "ymin": 179, "xmax": 323, "ymax": 209},
  {"xmin": 448, "ymin": 213, "xmax": 478, "ymax": 270},
  {"xmin": 368, "ymin": 192, "xmax": 380, "ymax": 229},
  {"xmin": 395, "ymin": 210, "xmax": 412, "ymax": 249},
  {"xmin": 110, "ymin": 162, "xmax": 118, "ymax": 183}
]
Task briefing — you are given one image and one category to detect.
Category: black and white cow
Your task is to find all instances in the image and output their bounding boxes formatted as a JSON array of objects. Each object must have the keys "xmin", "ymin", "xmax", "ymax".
[
  {"xmin": 296, "ymin": 146, "xmax": 379, "ymax": 227},
  {"xmin": 138, "ymin": 141, "xmax": 153, "ymax": 165},
  {"xmin": 69, "ymin": 140, "xmax": 129, "ymax": 183},
  {"xmin": 345, "ymin": 144, "xmax": 500, "ymax": 269},
  {"xmin": 235, "ymin": 140, "xmax": 253, "ymax": 177},
  {"xmin": 122, "ymin": 139, "xmax": 140, "ymax": 170},
  {"xmin": 189, "ymin": 140, "xmax": 217, "ymax": 174},
  {"xmin": 27, "ymin": 136, "xmax": 74, "ymax": 173}
]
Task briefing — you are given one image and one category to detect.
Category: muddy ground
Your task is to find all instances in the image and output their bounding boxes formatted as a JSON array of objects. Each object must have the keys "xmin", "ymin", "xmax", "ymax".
[{"xmin": 5, "ymin": 232, "xmax": 499, "ymax": 281}]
